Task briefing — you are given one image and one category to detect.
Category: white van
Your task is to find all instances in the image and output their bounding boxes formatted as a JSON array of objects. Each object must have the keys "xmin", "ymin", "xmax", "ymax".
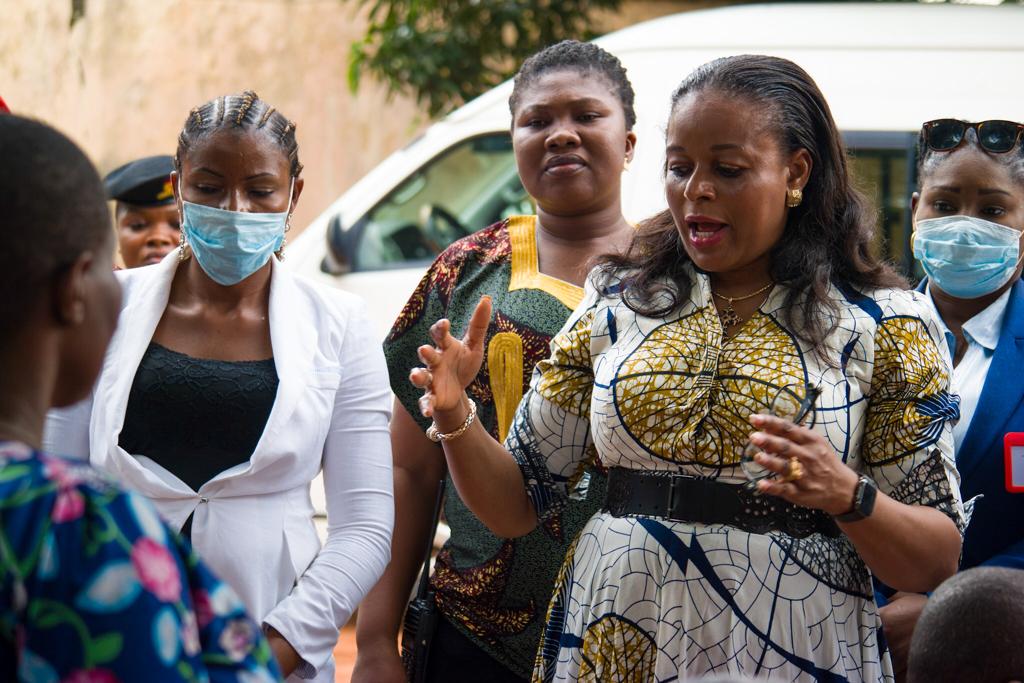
[{"xmin": 287, "ymin": 1, "xmax": 1024, "ymax": 341}]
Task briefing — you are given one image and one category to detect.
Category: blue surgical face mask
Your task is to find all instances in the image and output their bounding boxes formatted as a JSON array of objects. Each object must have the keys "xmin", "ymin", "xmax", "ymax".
[
  {"xmin": 913, "ymin": 214, "xmax": 1023, "ymax": 299},
  {"xmin": 179, "ymin": 180, "xmax": 294, "ymax": 286}
]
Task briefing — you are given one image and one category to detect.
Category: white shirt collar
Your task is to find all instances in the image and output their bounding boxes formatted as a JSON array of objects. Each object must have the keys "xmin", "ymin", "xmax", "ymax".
[{"xmin": 925, "ymin": 283, "xmax": 1013, "ymax": 353}]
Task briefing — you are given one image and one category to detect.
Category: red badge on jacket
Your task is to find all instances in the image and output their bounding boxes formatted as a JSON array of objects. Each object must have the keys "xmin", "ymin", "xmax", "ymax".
[{"xmin": 1005, "ymin": 432, "xmax": 1024, "ymax": 492}]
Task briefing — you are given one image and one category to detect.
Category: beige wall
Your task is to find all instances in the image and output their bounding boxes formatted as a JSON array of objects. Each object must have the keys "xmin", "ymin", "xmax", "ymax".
[
  {"xmin": 1, "ymin": 0, "xmax": 729, "ymax": 235},
  {"xmin": 1, "ymin": 0, "xmax": 427, "ymax": 233}
]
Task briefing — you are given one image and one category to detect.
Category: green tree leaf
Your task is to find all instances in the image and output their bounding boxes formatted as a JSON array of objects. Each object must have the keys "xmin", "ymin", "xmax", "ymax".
[{"xmin": 348, "ymin": 0, "xmax": 623, "ymax": 117}]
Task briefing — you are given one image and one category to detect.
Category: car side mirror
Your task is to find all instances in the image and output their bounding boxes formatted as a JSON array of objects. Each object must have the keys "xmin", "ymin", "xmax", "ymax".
[{"xmin": 322, "ymin": 214, "xmax": 354, "ymax": 275}]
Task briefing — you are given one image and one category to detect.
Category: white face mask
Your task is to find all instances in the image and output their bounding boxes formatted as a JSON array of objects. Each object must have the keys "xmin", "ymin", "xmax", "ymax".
[{"xmin": 913, "ymin": 214, "xmax": 1023, "ymax": 299}]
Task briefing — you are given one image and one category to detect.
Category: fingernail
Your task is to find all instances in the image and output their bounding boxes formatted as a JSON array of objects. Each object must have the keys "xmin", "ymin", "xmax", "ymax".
[
  {"xmin": 749, "ymin": 414, "xmax": 765, "ymax": 425},
  {"xmin": 750, "ymin": 432, "xmax": 765, "ymax": 445}
]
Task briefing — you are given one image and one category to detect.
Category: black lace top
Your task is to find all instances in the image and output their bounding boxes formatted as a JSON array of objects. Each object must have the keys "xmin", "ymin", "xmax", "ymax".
[{"xmin": 119, "ymin": 342, "xmax": 279, "ymax": 492}]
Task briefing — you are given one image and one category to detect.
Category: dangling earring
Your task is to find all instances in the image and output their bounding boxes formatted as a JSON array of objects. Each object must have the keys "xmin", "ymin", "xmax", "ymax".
[
  {"xmin": 178, "ymin": 229, "xmax": 191, "ymax": 261},
  {"xmin": 275, "ymin": 215, "xmax": 292, "ymax": 261},
  {"xmin": 786, "ymin": 188, "xmax": 803, "ymax": 208}
]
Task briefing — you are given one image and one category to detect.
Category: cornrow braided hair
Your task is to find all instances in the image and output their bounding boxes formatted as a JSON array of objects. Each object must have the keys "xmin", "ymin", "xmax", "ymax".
[
  {"xmin": 235, "ymin": 91, "xmax": 257, "ymax": 126},
  {"xmin": 257, "ymin": 106, "xmax": 276, "ymax": 128},
  {"xmin": 175, "ymin": 90, "xmax": 303, "ymax": 177},
  {"xmin": 215, "ymin": 95, "xmax": 227, "ymax": 127}
]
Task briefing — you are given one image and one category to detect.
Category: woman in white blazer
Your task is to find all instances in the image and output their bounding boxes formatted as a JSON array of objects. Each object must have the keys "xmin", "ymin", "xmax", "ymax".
[{"xmin": 44, "ymin": 92, "xmax": 394, "ymax": 682}]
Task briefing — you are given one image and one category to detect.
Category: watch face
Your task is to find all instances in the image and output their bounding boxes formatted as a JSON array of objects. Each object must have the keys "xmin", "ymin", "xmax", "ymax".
[
  {"xmin": 858, "ymin": 476, "xmax": 878, "ymax": 518},
  {"xmin": 836, "ymin": 475, "xmax": 877, "ymax": 522}
]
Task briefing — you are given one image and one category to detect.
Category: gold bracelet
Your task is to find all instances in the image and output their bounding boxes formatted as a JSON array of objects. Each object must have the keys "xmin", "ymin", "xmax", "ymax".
[{"xmin": 426, "ymin": 399, "xmax": 477, "ymax": 443}]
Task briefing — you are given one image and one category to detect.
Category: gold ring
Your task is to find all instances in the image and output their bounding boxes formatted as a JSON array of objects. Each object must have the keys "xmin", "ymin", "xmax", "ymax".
[{"xmin": 783, "ymin": 456, "xmax": 804, "ymax": 482}]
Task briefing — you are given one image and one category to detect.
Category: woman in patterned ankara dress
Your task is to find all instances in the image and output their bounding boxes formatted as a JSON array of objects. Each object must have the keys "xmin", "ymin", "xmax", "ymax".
[
  {"xmin": 408, "ymin": 56, "xmax": 965, "ymax": 682},
  {"xmin": 0, "ymin": 115, "xmax": 279, "ymax": 681},
  {"xmin": 353, "ymin": 41, "xmax": 638, "ymax": 683}
]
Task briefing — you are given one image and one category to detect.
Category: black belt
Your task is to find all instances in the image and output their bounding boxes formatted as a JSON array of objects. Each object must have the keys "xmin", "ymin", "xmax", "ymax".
[{"xmin": 603, "ymin": 467, "xmax": 841, "ymax": 539}]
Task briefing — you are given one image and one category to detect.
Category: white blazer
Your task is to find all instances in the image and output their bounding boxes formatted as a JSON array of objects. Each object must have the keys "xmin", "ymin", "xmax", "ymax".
[{"xmin": 44, "ymin": 254, "xmax": 394, "ymax": 682}]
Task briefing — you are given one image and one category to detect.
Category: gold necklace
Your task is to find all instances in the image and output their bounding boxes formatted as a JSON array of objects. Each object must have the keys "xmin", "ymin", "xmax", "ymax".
[{"xmin": 711, "ymin": 282, "xmax": 774, "ymax": 333}]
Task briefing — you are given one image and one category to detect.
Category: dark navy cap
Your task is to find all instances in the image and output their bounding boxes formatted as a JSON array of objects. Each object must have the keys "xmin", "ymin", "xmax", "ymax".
[{"xmin": 104, "ymin": 155, "xmax": 175, "ymax": 206}]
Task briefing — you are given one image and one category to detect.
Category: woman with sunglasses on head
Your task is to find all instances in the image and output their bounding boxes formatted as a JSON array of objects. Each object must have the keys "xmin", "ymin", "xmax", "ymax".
[
  {"xmin": 0, "ymin": 114, "xmax": 280, "ymax": 682},
  {"xmin": 353, "ymin": 41, "xmax": 637, "ymax": 683},
  {"xmin": 878, "ymin": 118, "xmax": 1024, "ymax": 676},
  {"xmin": 44, "ymin": 92, "xmax": 394, "ymax": 683},
  {"xmin": 408, "ymin": 55, "xmax": 965, "ymax": 681}
]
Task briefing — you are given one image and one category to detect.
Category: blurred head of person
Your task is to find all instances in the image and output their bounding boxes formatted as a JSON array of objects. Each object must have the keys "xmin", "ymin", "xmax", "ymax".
[
  {"xmin": 172, "ymin": 90, "xmax": 304, "ymax": 287},
  {"xmin": 907, "ymin": 566, "xmax": 1024, "ymax": 683},
  {"xmin": 603, "ymin": 54, "xmax": 903, "ymax": 347},
  {"xmin": 508, "ymin": 39, "xmax": 636, "ymax": 221},
  {"xmin": 912, "ymin": 119, "xmax": 1024, "ymax": 302},
  {"xmin": 104, "ymin": 155, "xmax": 180, "ymax": 267},
  {"xmin": 0, "ymin": 115, "xmax": 121, "ymax": 431}
]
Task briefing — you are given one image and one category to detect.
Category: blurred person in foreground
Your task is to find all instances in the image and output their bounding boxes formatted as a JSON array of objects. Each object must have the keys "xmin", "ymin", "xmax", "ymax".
[
  {"xmin": 104, "ymin": 154, "xmax": 181, "ymax": 267},
  {"xmin": 0, "ymin": 114, "xmax": 280, "ymax": 681},
  {"xmin": 907, "ymin": 566, "xmax": 1024, "ymax": 683}
]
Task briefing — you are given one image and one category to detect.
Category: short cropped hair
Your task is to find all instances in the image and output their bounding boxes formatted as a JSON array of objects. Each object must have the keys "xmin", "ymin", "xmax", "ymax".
[
  {"xmin": 0, "ymin": 115, "xmax": 109, "ymax": 326},
  {"xmin": 509, "ymin": 40, "xmax": 636, "ymax": 131},
  {"xmin": 907, "ymin": 567, "xmax": 1024, "ymax": 682}
]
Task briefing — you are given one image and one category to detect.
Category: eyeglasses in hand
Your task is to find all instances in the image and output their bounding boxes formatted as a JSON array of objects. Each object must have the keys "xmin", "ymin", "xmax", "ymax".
[{"xmin": 741, "ymin": 383, "xmax": 821, "ymax": 487}]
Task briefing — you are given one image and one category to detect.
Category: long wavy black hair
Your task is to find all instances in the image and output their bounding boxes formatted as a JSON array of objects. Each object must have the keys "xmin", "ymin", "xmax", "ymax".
[{"xmin": 601, "ymin": 55, "xmax": 905, "ymax": 347}]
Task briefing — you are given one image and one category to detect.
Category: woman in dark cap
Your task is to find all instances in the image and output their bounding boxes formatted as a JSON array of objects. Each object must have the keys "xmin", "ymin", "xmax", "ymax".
[
  {"xmin": 0, "ymin": 114, "xmax": 280, "ymax": 681},
  {"xmin": 104, "ymin": 154, "xmax": 181, "ymax": 267}
]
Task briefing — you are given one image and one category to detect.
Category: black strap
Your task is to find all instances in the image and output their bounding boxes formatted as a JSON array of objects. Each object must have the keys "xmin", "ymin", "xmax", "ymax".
[
  {"xmin": 414, "ymin": 478, "xmax": 446, "ymax": 600},
  {"xmin": 603, "ymin": 467, "xmax": 840, "ymax": 538}
]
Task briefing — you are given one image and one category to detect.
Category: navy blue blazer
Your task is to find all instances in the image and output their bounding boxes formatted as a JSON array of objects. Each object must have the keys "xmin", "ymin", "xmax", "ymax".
[{"xmin": 923, "ymin": 278, "xmax": 1024, "ymax": 570}]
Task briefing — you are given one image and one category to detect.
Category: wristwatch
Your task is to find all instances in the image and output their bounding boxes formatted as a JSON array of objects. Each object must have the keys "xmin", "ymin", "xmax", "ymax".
[{"xmin": 834, "ymin": 474, "xmax": 878, "ymax": 523}]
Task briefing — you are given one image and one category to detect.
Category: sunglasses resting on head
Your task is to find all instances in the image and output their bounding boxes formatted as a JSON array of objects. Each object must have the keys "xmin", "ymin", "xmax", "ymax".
[{"xmin": 922, "ymin": 119, "xmax": 1024, "ymax": 154}]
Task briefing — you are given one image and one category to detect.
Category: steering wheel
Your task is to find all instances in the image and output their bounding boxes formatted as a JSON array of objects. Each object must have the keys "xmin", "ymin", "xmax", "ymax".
[{"xmin": 422, "ymin": 204, "xmax": 470, "ymax": 249}]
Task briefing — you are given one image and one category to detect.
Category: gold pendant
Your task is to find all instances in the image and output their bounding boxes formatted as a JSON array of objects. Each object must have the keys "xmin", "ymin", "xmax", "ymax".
[{"xmin": 719, "ymin": 304, "xmax": 740, "ymax": 330}]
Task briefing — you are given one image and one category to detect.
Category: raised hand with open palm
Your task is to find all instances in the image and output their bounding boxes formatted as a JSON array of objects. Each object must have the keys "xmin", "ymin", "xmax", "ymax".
[{"xmin": 411, "ymin": 296, "xmax": 493, "ymax": 425}]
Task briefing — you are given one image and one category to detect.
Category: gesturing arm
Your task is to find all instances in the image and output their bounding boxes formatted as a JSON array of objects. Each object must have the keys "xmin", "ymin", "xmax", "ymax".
[{"xmin": 413, "ymin": 296, "xmax": 538, "ymax": 538}]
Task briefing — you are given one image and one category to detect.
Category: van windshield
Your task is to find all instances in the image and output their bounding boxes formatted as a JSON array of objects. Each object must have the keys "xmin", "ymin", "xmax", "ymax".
[
  {"xmin": 336, "ymin": 131, "xmax": 920, "ymax": 277},
  {"xmin": 351, "ymin": 133, "xmax": 530, "ymax": 270}
]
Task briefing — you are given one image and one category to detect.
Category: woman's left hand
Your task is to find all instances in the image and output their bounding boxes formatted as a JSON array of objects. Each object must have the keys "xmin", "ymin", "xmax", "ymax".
[{"xmin": 747, "ymin": 413, "xmax": 860, "ymax": 516}]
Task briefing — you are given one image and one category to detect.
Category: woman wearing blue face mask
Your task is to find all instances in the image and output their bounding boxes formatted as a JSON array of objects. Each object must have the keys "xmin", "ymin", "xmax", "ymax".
[
  {"xmin": 43, "ymin": 91, "xmax": 394, "ymax": 683},
  {"xmin": 879, "ymin": 118, "xmax": 1024, "ymax": 676}
]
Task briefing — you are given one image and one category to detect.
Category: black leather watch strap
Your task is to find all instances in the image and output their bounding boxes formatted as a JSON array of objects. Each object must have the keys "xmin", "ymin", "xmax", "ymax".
[{"xmin": 834, "ymin": 475, "xmax": 878, "ymax": 523}]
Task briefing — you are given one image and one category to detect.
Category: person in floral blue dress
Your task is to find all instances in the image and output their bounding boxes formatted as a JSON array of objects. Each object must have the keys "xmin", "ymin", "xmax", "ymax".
[{"xmin": 0, "ymin": 114, "xmax": 280, "ymax": 682}]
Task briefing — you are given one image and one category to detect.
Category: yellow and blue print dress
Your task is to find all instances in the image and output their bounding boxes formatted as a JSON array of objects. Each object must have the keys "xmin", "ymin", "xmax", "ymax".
[{"xmin": 508, "ymin": 266, "xmax": 964, "ymax": 683}]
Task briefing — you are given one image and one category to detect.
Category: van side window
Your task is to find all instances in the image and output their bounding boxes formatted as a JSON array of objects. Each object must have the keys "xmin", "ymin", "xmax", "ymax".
[
  {"xmin": 847, "ymin": 133, "xmax": 919, "ymax": 277},
  {"xmin": 348, "ymin": 134, "xmax": 531, "ymax": 271}
]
